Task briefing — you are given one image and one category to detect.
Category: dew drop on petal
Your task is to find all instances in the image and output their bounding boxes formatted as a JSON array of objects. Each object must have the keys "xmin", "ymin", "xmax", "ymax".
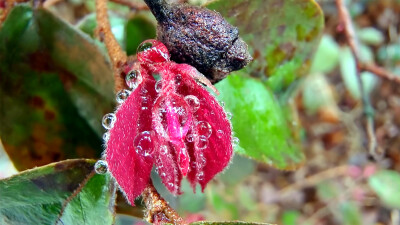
[
  {"xmin": 216, "ymin": 130, "xmax": 224, "ymax": 138},
  {"xmin": 232, "ymin": 137, "xmax": 240, "ymax": 147},
  {"xmin": 103, "ymin": 132, "xmax": 110, "ymax": 142},
  {"xmin": 197, "ymin": 121, "xmax": 212, "ymax": 138},
  {"xmin": 161, "ymin": 172, "xmax": 166, "ymax": 177},
  {"xmin": 142, "ymin": 106, "xmax": 149, "ymax": 111},
  {"xmin": 125, "ymin": 70, "xmax": 142, "ymax": 89},
  {"xmin": 219, "ymin": 100, "xmax": 225, "ymax": 107},
  {"xmin": 134, "ymin": 131, "xmax": 154, "ymax": 157},
  {"xmin": 102, "ymin": 113, "xmax": 116, "ymax": 130},
  {"xmin": 197, "ymin": 171, "xmax": 204, "ymax": 181},
  {"xmin": 168, "ymin": 182, "xmax": 174, "ymax": 188},
  {"xmin": 116, "ymin": 89, "xmax": 131, "ymax": 104},
  {"xmin": 196, "ymin": 135, "xmax": 208, "ymax": 149},
  {"xmin": 226, "ymin": 112, "xmax": 233, "ymax": 120},
  {"xmin": 184, "ymin": 95, "xmax": 200, "ymax": 112},
  {"xmin": 137, "ymin": 41, "xmax": 153, "ymax": 52},
  {"xmin": 94, "ymin": 160, "xmax": 108, "ymax": 174},
  {"xmin": 186, "ymin": 134, "xmax": 195, "ymax": 142},
  {"xmin": 160, "ymin": 145, "xmax": 168, "ymax": 155},
  {"xmin": 175, "ymin": 74, "xmax": 182, "ymax": 85},
  {"xmin": 155, "ymin": 80, "xmax": 162, "ymax": 92}
]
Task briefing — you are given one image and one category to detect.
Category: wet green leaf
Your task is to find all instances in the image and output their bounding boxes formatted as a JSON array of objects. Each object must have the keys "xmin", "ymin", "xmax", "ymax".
[
  {"xmin": 207, "ymin": 0, "xmax": 324, "ymax": 92},
  {"xmin": 0, "ymin": 6, "xmax": 113, "ymax": 170},
  {"xmin": 0, "ymin": 159, "xmax": 114, "ymax": 225},
  {"xmin": 368, "ymin": 170, "xmax": 400, "ymax": 209},
  {"xmin": 216, "ymin": 75, "xmax": 305, "ymax": 169}
]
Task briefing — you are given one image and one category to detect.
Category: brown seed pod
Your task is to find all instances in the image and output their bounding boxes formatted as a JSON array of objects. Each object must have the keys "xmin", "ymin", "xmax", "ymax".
[{"xmin": 143, "ymin": 0, "xmax": 252, "ymax": 83}]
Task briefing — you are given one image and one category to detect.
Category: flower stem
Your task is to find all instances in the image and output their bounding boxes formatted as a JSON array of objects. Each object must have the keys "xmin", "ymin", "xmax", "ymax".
[
  {"xmin": 142, "ymin": 181, "xmax": 186, "ymax": 225},
  {"xmin": 95, "ymin": 0, "xmax": 128, "ymax": 92}
]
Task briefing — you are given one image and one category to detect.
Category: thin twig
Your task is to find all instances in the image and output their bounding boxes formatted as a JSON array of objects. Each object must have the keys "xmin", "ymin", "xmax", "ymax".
[
  {"xmin": 96, "ymin": 0, "xmax": 128, "ymax": 92},
  {"xmin": 279, "ymin": 165, "xmax": 349, "ymax": 196},
  {"xmin": 335, "ymin": 0, "xmax": 383, "ymax": 160},
  {"xmin": 362, "ymin": 63, "xmax": 400, "ymax": 84},
  {"xmin": 142, "ymin": 181, "xmax": 186, "ymax": 225}
]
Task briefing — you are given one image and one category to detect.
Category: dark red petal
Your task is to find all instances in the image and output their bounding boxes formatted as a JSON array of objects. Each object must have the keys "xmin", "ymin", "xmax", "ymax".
[
  {"xmin": 175, "ymin": 65, "xmax": 233, "ymax": 191},
  {"xmin": 154, "ymin": 139, "xmax": 183, "ymax": 195},
  {"xmin": 105, "ymin": 73, "xmax": 157, "ymax": 205}
]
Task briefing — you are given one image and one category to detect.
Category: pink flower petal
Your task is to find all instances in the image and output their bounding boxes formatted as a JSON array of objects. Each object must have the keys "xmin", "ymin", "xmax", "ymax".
[
  {"xmin": 174, "ymin": 65, "xmax": 234, "ymax": 191},
  {"xmin": 105, "ymin": 72, "xmax": 157, "ymax": 205}
]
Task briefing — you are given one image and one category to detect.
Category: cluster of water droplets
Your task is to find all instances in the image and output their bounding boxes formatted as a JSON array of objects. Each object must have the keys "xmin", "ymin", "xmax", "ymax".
[
  {"xmin": 102, "ymin": 113, "xmax": 116, "ymax": 145},
  {"xmin": 218, "ymin": 100, "xmax": 239, "ymax": 148}
]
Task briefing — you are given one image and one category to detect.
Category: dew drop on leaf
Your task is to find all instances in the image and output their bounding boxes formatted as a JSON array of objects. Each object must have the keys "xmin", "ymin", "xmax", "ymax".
[
  {"xmin": 196, "ymin": 135, "xmax": 209, "ymax": 149},
  {"xmin": 94, "ymin": 160, "xmax": 108, "ymax": 174},
  {"xmin": 134, "ymin": 131, "xmax": 154, "ymax": 157},
  {"xmin": 197, "ymin": 121, "xmax": 212, "ymax": 138},
  {"xmin": 184, "ymin": 95, "xmax": 200, "ymax": 112},
  {"xmin": 116, "ymin": 89, "xmax": 131, "ymax": 104},
  {"xmin": 102, "ymin": 113, "xmax": 116, "ymax": 130},
  {"xmin": 125, "ymin": 70, "xmax": 143, "ymax": 89}
]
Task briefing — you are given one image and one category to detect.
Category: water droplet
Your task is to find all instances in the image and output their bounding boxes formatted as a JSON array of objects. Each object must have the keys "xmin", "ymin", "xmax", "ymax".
[
  {"xmin": 175, "ymin": 74, "xmax": 182, "ymax": 85},
  {"xmin": 197, "ymin": 121, "xmax": 212, "ymax": 138},
  {"xmin": 196, "ymin": 135, "xmax": 208, "ymax": 149},
  {"xmin": 232, "ymin": 137, "xmax": 240, "ymax": 147},
  {"xmin": 94, "ymin": 160, "xmax": 108, "ymax": 174},
  {"xmin": 155, "ymin": 80, "xmax": 162, "ymax": 92},
  {"xmin": 161, "ymin": 172, "xmax": 166, "ymax": 177},
  {"xmin": 137, "ymin": 41, "xmax": 153, "ymax": 52},
  {"xmin": 226, "ymin": 112, "xmax": 233, "ymax": 120},
  {"xmin": 184, "ymin": 95, "xmax": 200, "ymax": 112},
  {"xmin": 197, "ymin": 171, "xmax": 204, "ymax": 180},
  {"xmin": 134, "ymin": 131, "xmax": 154, "ymax": 157},
  {"xmin": 103, "ymin": 132, "xmax": 110, "ymax": 142},
  {"xmin": 216, "ymin": 130, "xmax": 224, "ymax": 138},
  {"xmin": 186, "ymin": 134, "xmax": 195, "ymax": 142},
  {"xmin": 219, "ymin": 100, "xmax": 225, "ymax": 107},
  {"xmin": 142, "ymin": 106, "xmax": 148, "ymax": 111},
  {"xmin": 168, "ymin": 182, "xmax": 174, "ymax": 188},
  {"xmin": 125, "ymin": 70, "xmax": 142, "ymax": 89},
  {"xmin": 102, "ymin": 113, "xmax": 116, "ymax": 130},
  {"xmin": 160, "ymin": 145, "xmax": 168, "ymax": 155},
  {"xmin": 116, "ymin": 89, "xmax": 131, "ymax": 104}
]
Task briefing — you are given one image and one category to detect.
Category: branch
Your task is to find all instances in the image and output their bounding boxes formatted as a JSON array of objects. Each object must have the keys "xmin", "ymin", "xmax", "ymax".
[
  {"xmin": 96, "ymin": 0, "xmax": 128, "ymax": 92},
  {"xmin": 335, "ymin": 0, "xmax": 383, "ymax": 160},
  {"xmin": 142, "ymin": 181, "xmax": 186, "ymax": 225},
  {"xmin": 361, "ymin": 63, "xmax": 400, "ymax": 84}
]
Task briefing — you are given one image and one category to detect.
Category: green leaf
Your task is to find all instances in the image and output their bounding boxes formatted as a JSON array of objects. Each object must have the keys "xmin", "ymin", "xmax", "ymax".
[
  {"xmin": 191, "ymin": 222, "xmax": 273, "ymax": 225},
  {"xmin": 281, "ymin": 210, "xmax": 300, "ymax": 225},
  {"xmin": 207, "ymin": 0, "xmax": 324, "ymax": 92},
  {"xmin": 368, "ymin": 170, "xmax": 400, "ymax": 209},
  {"xmin": 357, "ymin": 27, "xmax": 384, "ymax": 46},
  {"xmin": 0, "ymin": 159, "xmax": 114, "ymax": 225},
  {"xmin": 0, "ymin": 6, "xmax": 114, "ymax": 170},
  {"xmin": 125, "ymin": 13, "xmax": 157, "ymax": 55},
  {"xmin": 340, "ymin": 202, "xmax": 362, "ymax": 225},
  {"xmin": 217, "ymin": 155, "xmax": 255, "ymax": 186},
  {"xmin": 216, "ymin": 75, "xmax": 305, "ymax": 170}
]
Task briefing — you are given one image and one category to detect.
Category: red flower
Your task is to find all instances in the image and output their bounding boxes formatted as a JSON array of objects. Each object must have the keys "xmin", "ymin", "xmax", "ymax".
[{"xmin": 102, "ymin": 40, "xmax": 233, "ymax": 205}]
